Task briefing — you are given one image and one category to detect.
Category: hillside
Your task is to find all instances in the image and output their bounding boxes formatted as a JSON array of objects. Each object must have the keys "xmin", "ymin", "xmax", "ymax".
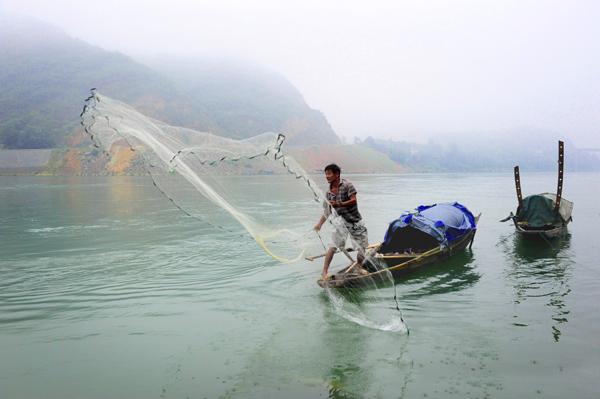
[
  {"xmin": 0, "ymin": 15, "xmax": 339, "ymax": 150},
  {"xmin": 289, "ymin": 145, "xmax": 403, "ymax": 174},
  {"xmin": 361, "ymin": 131, "xmax": 600, "ymax": 172},
  {"xmin": 144, "ymin": 57, "xmax": 338, "ymax": 145}
]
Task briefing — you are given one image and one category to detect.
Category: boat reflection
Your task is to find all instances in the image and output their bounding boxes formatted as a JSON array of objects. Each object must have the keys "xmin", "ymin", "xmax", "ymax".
[
  {"xmin": 395, "ymin": 251, "xmax": 480, "ymax": 299},
  {"xmin": 319, "ymin": 296, "xmax": 412, "ymax": 399},
  {"xmin": 502, "ymin": 233, "xmax": 572, "ymax": 342},
  {"xmin": 313, "ymin": 252, "xmax": 479, "ymax": 397},
  {"xmin": 321, "ymin": 325, "xmax": 371, "ymax": 399}
]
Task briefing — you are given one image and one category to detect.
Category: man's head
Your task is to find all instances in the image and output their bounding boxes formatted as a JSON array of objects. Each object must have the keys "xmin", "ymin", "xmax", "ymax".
[{"xmin": 324, "ymin": 163, "xmax": 341, "ymax": 184}]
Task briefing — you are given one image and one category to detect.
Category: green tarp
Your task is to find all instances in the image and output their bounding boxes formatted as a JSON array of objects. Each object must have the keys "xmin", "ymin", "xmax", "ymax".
[{"xmin": 516, "ymin": 195, "xmax": 564, "ymax": 228}]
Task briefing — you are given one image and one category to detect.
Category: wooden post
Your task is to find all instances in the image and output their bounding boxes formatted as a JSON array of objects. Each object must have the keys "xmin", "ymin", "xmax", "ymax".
[
  {"xmin": 555, "ymin": 140, "xmax": 564, "ymax": 211},
  {"xmin": 514, "ymin": 166, "xmax": 523, "ymax": 208}
]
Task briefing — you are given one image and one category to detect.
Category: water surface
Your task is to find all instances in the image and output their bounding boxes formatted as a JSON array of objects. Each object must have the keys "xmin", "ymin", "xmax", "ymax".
[{"xmin": 1, "ymin": 173, "xmax": 599, "ymax": 398}]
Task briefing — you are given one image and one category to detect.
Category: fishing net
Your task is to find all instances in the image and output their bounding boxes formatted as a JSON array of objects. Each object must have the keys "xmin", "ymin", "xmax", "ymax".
[{"xmin": 80, "ymin": 90, "xmax": 407, "ymax": 332}]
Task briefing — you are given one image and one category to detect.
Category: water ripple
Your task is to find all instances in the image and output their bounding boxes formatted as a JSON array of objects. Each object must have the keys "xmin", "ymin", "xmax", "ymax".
[{"xmin": 0, "ymin": 234, "xmax": 270, "ymax": 330}]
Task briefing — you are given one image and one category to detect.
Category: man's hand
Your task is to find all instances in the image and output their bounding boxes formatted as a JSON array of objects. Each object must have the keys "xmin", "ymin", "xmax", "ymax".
[
  {"xmin": 313, "ymin": 223, "xmax": 322, "ymax": 231},
  {"xmin": 329, "ymin": 200, "xmax": 341, "ymax": 208}
]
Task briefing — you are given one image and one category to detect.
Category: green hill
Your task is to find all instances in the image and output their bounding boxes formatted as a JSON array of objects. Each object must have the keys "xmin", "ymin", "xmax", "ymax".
[
  {"xmin": 0, "ymin": 15, "xmax": 339, "ymax": 149},
  {"xmin": 144, "ymin": 57, "xmax": 338, "ymax": 145}
]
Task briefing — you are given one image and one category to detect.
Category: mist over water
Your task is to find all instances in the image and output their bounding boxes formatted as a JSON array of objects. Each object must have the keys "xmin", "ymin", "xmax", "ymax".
[
  {"xmin": 1, "ymin": 172, "xmax": 599, "ymax": 398},
  {"xmin": 3, "ymin": 0, "xmax": 600, "ymax": 146}
]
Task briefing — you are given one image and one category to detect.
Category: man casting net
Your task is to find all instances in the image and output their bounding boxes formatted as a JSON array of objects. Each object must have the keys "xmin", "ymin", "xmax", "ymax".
[{"xmin": 80, "ymin": 90, "xmax": 407, "ymax": 333}]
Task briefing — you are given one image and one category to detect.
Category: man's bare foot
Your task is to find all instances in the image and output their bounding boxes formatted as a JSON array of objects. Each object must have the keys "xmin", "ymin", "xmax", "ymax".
[
  {"xmin": 321, "ymin": 273, "xmax": 329, "ymax": 281},
  {"xmin": 356, "ymin": 267, "xmax": 369, "ymax": 276}
]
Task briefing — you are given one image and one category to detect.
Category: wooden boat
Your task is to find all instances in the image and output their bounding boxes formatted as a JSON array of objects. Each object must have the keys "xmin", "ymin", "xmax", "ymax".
[
  {"xmin": 317, "ymin": 203, "xmax": 479, "ymax": 289},
  {"xmin": 503, "ymin": 140, "xmax": 573, "ymax": 239}
]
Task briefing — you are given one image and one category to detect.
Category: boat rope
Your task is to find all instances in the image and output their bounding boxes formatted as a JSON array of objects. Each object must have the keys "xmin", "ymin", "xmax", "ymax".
[
  {"xmin": 315, "ymin": 230, "xmax": 328, "ymax": 252},
  {"xmin": 393, "ymin": 282, "xmax": 409, "ymax": 334},
  {"xmin": 538, "ymin": 231, "xmax": 558, "ymax": 249}
]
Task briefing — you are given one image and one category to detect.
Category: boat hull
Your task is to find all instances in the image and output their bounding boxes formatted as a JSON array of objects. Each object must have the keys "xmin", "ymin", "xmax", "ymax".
[
  {"xmin": 512, "ymin": 218, "xmax": 569, "ymax": 239},
  {"xmin": 318, "ymin": 223, "xmax": 477, "ymax": 289}
]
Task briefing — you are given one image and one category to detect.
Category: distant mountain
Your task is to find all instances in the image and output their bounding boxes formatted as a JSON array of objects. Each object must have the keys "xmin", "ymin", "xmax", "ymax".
[
  {"xmin": 0, "ymin": 15, "xmax": 339, "ymax": 149},
  {"xmin": 143, "ymin": 57, "xmax": 338, "ymax": 145},
  {"xmin": 361, "ymin": 130, "xmax": 600, "ymax": 172},
  {"xmin": 289, "ymin": 144, "xmax": 403, "ymax": 174}
]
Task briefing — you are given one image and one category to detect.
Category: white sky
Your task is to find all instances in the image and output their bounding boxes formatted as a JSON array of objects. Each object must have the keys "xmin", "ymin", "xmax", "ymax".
[{"xmin": 3, "ymin": 0, "xmax": 600, "ymax": 146}]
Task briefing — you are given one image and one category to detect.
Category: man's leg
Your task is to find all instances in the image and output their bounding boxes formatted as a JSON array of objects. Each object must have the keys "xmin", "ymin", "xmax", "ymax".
[
  {"xmin": 322, "ymin": 226, "xmax": 347, "ymax": 280},
  {"xmin": 355, "ymin": 249, "xmax": 368, "ymax": 275},
  {"xmin": 322, "ymin": 247, "xmax": 336, "ymax": 280},
  {"xmin": 351, "ymin": 221, "xmax": 369, "ymax": 273}
]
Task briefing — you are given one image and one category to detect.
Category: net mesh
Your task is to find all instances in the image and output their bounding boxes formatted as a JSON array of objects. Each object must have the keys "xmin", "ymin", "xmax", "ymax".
[{"xmin": 80, "ymin": 90, "xmax": 407, "ymax": 332}]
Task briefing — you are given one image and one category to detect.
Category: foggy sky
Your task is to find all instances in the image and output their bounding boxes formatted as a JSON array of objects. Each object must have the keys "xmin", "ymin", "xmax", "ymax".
[{"xmin": 3, "ymin": 0, "xmax": 600, "ymax": 146}]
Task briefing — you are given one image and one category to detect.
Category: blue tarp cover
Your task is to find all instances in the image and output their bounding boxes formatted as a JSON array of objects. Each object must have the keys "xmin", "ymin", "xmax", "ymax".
[{"xmin": 383, "ymin": 202, "xmax": 476, "ymax": 247}]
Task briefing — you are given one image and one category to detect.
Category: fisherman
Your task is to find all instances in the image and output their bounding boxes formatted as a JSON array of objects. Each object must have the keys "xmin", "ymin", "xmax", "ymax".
[{"xmin": 313, "ymin": 163, "xmax": 369, "ymax": 280}]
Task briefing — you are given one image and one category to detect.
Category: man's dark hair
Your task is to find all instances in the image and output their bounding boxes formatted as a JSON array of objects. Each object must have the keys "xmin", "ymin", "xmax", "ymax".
[{"xmin": 324, "ymin": 163, "xmax": 341, "ymax": 175}]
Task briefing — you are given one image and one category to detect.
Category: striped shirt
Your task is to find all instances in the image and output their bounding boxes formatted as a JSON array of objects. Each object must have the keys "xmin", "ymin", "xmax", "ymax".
[{"xmin": 324, "ymin": 178, "xmax": 362, "ymax": 223}]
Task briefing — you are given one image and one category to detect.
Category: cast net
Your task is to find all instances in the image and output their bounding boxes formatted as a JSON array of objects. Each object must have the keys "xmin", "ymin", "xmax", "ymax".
[{"xmin": 80, "ymin": 90, "xmax": 407, "ymax": 333}]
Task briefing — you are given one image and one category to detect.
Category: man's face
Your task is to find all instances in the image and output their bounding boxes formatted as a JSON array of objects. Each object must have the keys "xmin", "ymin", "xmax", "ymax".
[{"xmin": 325, "ymin": 170, "xmax": 339, "ymax": 184}]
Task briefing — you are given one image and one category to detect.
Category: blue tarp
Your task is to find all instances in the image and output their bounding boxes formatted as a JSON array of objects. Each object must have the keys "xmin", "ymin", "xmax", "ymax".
[{"xmin": 383, "ymin": 202, "xmax": 476, "ymax": 247}]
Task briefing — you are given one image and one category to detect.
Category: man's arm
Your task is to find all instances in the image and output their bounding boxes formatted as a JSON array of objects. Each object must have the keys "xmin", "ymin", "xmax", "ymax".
[{"xmin": 314, "ymin": 214, "xmax": 327, "ymax": 231}]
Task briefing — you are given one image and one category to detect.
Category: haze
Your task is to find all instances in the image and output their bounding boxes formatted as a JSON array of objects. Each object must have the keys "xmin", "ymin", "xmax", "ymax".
[{"xmin": 2, "ymin": 0, "xmax": 600, "ymax": 146}]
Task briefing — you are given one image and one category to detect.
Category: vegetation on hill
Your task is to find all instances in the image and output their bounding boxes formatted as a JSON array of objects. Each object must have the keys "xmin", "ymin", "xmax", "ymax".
[
  {"xmin": 144, "ymin": 58, "xmax": 338, "ymax": 145},
  {"xmin": 360, "ymin": 132, "xmax": 600, "ymax": 172},
  {"xmin": 0, "ymin": 16, "xmax": 338, "ymax": 149}
]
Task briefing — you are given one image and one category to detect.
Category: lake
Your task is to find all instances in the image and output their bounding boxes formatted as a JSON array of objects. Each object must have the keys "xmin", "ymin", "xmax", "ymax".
[{"xmin": 1, "ymin": 172, "xmax": 599, "ymax": 398}]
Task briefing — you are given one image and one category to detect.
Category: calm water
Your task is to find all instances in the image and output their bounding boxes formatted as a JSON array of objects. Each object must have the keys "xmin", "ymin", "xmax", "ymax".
[{"xmin": 1, "ymin": 173, "xmax": 599, "ymax": 398}]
